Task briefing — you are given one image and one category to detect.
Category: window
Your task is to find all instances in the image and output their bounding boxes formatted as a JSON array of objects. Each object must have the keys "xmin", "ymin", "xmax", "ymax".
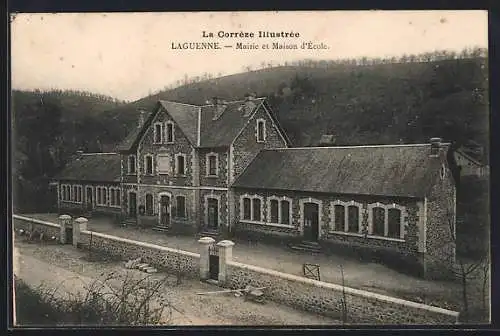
[
  {"xmin": 97, "ymin": 187, "xmax": 102, "ymax": 205},
  {"xmin": 270, "ymin": 199, "xmax": 279, "ymax": 223},
  {"xmin": 176, "ymin": 196, "xmax": 186, "ymax": 218},
  {"xmin": 157, "ymin": 154, "xmax": 171, "ymax": 175},
  {"xmin": 347, "ymin": 206, "xmax": 359, "ymax": 233},
  {"xmin": 243, "ymin": 198, "xmax": 251, "ymax": 220},
  {"xmin": 128, "ymin": 155, "xmax": 136, "ymax": 174},
  {"xmin": 96, "ymin": 187, "xmax": 107, "ymax": 206},
  {"xmin": 72, "ymin": 186, "xmax": 78, "ymax": 202},
  {"xmin": 145, "ymin": 155, "xmax": 154, "ymax": 175},
  {"xmin": 334, "ymin": 205, "xmax": 345, "ymax": 231},
  {"xmin": 207, "ymin": 154, "xmax": 218, "ymax": 176},
  {"xmin": 372, "ymin": 207, "xmax": 385, "ymax": 236},
  {"xmin": 388, "ymin": 208, "xmax": 402, "ymax": 238},
  {"xmin": 176, "ymin": 154, "xmax": 186, "ymax": 176},
  {"xmin": 154, "ymin": 123, "xmax": 163, "ymax": 143},
  {"xmin": 103, "ymin": 188, "xmax": 107, "ymax": 205},
  {"xmin": 116, "ymin": 189, "xmax": 121, "ymax": 206},
  {"xmin": 145, "ymin": 194, "xmax": 154, "ymax": 215},
  {"xmin": 256, "ymin": 119, "xmax": 266, "ymax": 142},
  {"xmin": 111, "ymin": 189, "xmax": 116, "ymax": 206},
  {"xmin": 166, "ymin": 122, "xmax": 174, "ymax": 143},
  {"xmin": 281, "ymin": 200, "xmax": 290, "ymax": 225},
  {"xmin": 78, "ymin": 186, "xmax": 83, "ymax": 203},
  {"xmin": 253, "ymin": 198, "xmax": 261, "ymax": 221}
]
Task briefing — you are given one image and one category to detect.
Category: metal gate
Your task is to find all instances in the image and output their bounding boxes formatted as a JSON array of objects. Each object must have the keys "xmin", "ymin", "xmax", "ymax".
[
  {"xmin": 65, "ymin": 227, "xmax": 73, "ymax": 244},
  {"xmin": 208, "ymin": 244, "xmax": 219, "ymax": 280}
]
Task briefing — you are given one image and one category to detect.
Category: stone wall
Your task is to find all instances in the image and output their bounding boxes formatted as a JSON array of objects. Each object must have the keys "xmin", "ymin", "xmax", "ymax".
[
  {"xmin": 79, "ymin": 230, "xmax": 200, "ymax": 278},
  {"xmin": 226, "ymin": 261, "xmax": 459, "ymax": 324},
  {"xmin": 13, "ymin": 215, "xmax": 61, "ymax": 239}
]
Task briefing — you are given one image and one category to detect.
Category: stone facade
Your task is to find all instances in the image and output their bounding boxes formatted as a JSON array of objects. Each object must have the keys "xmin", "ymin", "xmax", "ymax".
[{"xmin": 230, "ymin": 104, "xmax": 288, "ymax": 183}]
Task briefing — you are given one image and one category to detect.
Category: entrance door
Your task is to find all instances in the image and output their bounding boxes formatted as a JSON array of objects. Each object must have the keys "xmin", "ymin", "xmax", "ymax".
[
  {"xmin": 303, "ymin": 203, "xmax": 320, "ymax": 242},
  {"xmin": 129, "ymin": 192, "xmax": 137, "ymax": 218},
  {"xmin": 160, "ymin": 195, "xmax": 171, "ymax": 227},
  {"xmin": 207, "ymin": 198, "xmax": 219, "ymax": 230},
  {"xmin": 86, "ymin": 187, "xmax": 93, "ymax": 211}
]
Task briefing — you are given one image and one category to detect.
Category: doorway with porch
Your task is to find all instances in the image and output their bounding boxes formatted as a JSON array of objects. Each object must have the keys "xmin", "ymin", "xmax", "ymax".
[
  {"xmin": 206, "ymin": 198, "xmax": 219, "ymax": 231},
  {"xmin": 303, "ymin": 202, "xmax": 320, "ymax": 242}
]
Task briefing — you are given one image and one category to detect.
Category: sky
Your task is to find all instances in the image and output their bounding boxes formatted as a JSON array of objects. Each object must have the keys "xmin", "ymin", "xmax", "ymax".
[{"xmin": 11, "ymin": 11, "xmax": 488, "ymax": 102}]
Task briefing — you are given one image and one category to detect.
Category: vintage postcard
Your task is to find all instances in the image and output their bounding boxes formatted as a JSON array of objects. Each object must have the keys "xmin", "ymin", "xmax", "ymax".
[{"xmin": 11, "ymin": 10, "xmax": 490, "ymax": 326}]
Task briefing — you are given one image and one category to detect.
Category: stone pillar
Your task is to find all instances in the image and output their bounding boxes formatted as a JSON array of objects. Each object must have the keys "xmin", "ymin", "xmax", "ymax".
[
  {"xmin": 73, "ymin": 217, "xmax": 88, "ymax": 247},
  {"xmin": 217, "ymin": 240, "xmax": 235, "ymax": 286},
  {"xmin": 58, "ymin": 214, "xmax": 72, "ymax": 244},
  {"xmin": 198, "ymin": 237, "xmax": 215, "ymax": 280}
]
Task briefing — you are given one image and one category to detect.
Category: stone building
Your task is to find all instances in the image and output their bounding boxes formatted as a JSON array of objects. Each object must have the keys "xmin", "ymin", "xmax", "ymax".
[{"xmin": 53, "ymin": 97, "xmax": 456, "ymax": 278}]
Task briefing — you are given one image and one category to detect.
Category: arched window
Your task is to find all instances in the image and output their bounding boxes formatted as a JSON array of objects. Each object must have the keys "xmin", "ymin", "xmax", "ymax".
[
  {"xmin": 128, "ymin": 155, "xmax": 136, "ymax": 174},
  {"xmin": 253, "ymin": 198, "xmax": 262, "ymax": 221},
  {"xmin": 388, "ymin": 208, "xmax": 402, "ymax": 238},
  {"xmin": 280, "ymin": 200, "xmax": 290, "ymax": 225},
  {"xmin": 270, "ymin": 199, "xmax": 279, "ymax": 223},
  {"xmin": 372, "ymin": 207, "xmax": 385, "ymax": 236},
  {"xmin": 243, "ymin": 197, "xmax": 251, "ymax": 220},
  {"xmin": 145, "ymin": 155, "xmax": 154, "ymax": 175},
  {"xmin": 347, "ymin": 205, "xmax": 359, "ymax": 233},
  {"xmin": 334, "ymin": 205, "xmax": 345, "ymax": 231}
]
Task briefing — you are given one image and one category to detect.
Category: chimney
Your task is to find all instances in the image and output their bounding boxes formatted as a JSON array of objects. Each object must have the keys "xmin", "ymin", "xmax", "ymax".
[
  {"xmin": 212, "ymin": 97, "xmax": 227, "ymax": 120},
  {"xmin": 243, "ymin": 93, "xmax": 257, "ymax": 117},
  {"xmin": 137, "ymin": 109, "xmax": 146, "ymax": 129},
  {"xmin": 430, "ymin": 137, "xmax": 442, "ymax": 156}
]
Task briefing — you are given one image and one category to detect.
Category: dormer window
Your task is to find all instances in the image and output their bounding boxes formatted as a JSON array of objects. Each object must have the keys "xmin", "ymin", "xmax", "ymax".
[
  {"xmin": 166, "ymin": 121, "xmax": 175, "ymax": 143},
  {"xmin": 256, "ymin": 119, "xmax": 266, "ymax": 143},
  {"xmin": 153, "ymin": 123, "xmax": 163, "ymax": 144},
  {"xmin": 206, "ymin": 153, "xmax": 218, "ymax": 177},
  {"xmin": 128, "ymin": 155, "xmax": 136, "ymax": 174}
]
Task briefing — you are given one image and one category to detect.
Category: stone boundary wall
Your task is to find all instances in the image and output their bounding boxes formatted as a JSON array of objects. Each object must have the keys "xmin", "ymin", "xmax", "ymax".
[
  {"xmin": 226, "ymin": 261, "xmax": 459, "ymax": 325},
  {"xmin": 78, "ymin": 230, "xmax": 200, "ymax": 278},
  {"xmin": 13, "ymin": 215, "xmax": 61, "ymax": 239}
]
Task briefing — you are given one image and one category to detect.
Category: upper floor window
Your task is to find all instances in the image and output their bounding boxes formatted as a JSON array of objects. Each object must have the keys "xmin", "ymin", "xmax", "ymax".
[
  {"xmin": 256, "ymin": 119, "xmax": 266, "ymax": 142},
  {"xmin": 153, "ymin": 123, "xmax": 163, "ymax": 144},
  {"xmin": 175, "ymin": 154, "xmax": 186, "ymax": 176},
  {"xmin": 166, "ymin": 122, "xmax": 175, "ymax": 143},
  {"xmin": 206, "ymin": 153, "xmax": 218, "ymax": 177},
  {"xmin": 157, "ymin": 154, "xmax": 171, "ymax": 175},
  {"xmin": 128, "ymin": 155, "xmax": 136, "ymax": 174},
  {"xmin": 145, "ymin": 155, "xmax": 154, "ymax": 175}
]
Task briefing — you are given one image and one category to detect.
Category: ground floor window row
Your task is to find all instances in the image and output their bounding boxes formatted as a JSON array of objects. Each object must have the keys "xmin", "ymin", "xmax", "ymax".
[
  {"xmin": 59, "ymin": 184, "xmax": 120, "ymax": 208},
  {"xmin": 238, "ymin": 195, "xmax": 407, "ymax": 240},
  {"xmin": 141, "ymin": 193, "xmax": 187, "ymax": 219},
  {"xmin": 331, "ymin": 201, "xmax": 406, "ymax": 240}
]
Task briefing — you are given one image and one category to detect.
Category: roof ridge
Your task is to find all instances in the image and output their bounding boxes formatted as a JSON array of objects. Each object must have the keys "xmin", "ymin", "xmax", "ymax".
[
  {"xmin": 264, "ymin": 143, "xmax": 451, "ymax": 151},
  {"xmin": 158, "ymin": 100, "xmax": 201, "ymax": 107},
  {"xmin": 81, "ymin": 152, "xmax": 118, "ymax": 155}
]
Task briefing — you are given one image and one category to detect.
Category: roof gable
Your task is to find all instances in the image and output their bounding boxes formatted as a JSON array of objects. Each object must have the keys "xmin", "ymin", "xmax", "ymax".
[
  {"xmin": 232, "ymin": 144, "xmax": 450, "ymax": 198},
  {"xmin": 116, "ymin": 97, "xmax": 290, "ymax": 150}
]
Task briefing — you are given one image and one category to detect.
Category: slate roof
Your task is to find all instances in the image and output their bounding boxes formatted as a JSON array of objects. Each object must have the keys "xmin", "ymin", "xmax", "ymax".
[
  {"xmin": 116, "ymin": 97, "xmax": 290, "ymax": 151},
  {"xmin": 232, "ymin": 144, "xmax": 451, "ymax": 198},
  {"xmin": 55, "ymin": 153, "xmax": 121, "ymax": 183}
]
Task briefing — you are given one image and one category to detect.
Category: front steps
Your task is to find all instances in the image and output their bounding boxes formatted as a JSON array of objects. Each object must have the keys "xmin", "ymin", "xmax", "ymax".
[
  {"xmin": 121, "ymin": 218, "xmax": 137, "ymax": 227},
  {"xmin": 152, "ymin": 225, "xmax": 171, "ymax": 233},
  {"xmin": 289, "ymin": 241, "xmax": 323, "ymax": 254},
  {"xmin": 196, "ymin": 228, "xmax": 219, "ymax": 240}
]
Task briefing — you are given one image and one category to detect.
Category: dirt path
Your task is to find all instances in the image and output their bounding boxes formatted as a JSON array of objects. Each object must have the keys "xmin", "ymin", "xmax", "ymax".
[{"xmin": 13, "ymin": 239, "xmax": 340, "ymax": 326}]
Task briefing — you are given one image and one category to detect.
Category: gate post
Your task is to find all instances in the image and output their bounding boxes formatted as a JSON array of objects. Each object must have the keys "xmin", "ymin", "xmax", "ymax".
[
  {"xmin": 198, "ymin": 236, "xmax": 215, "ymax": 280},
  {"xmin": 216, "ymin": 240, "xmax": 235, "ymax": 286},
  {"xmin": 73, "ymin": 217, "xmax": 88, "ymax": 247},
  {"xmin": 58, "ymin": 214, "xmax": 72, "ymax": 244}
]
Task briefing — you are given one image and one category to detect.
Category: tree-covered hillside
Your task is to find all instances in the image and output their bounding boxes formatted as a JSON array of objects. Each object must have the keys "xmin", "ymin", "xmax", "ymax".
[{"xmin": 12, "ymin": 53, "xmax": 489, "ymax": 213}]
